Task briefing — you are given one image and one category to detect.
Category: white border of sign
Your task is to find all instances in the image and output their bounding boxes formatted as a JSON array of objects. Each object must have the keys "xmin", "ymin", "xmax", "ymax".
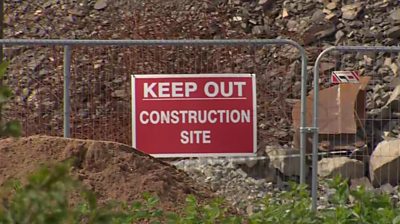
[{"xmin": 131, "ymin": 74, "xmax": 257, "ymax": 158}]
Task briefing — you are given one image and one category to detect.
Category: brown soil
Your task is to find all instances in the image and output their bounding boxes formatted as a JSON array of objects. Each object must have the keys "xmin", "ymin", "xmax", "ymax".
[{"xmin": 0, "ymin": 135, "xmax": 214, "ymax": 212}]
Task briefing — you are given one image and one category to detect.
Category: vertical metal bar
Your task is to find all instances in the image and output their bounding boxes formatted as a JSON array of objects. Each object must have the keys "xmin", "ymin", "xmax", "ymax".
[
  {"xmin": 63, "ymin": 45, "xmax": 71, "ymax": 138},
  {"xmin": 311, "ymin": 46, "xmax": 338, "ymax": 211},
  {"xmin": 311, "ymin": 49, "xmax": 328, "ymax": 211},
  {"xmin": 299, "ymin": 48, "xmax": 308, "ymax": 185},
  {"xmin": 0, "ymin": 0, "xmax": 3, "ymax": 62},
  {"xmin": 311, "ymin": 130, "xmax": 319, "ymax": 210},
  {"xmin": 311, "ymin": 61, "xmax": 320, "ymax": 211}
]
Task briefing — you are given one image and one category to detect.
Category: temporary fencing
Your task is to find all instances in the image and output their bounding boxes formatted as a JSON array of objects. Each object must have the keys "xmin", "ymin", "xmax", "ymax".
[
  {"xmin": 9, "ymin": 39, "xmax": 400, "ymax": 211},
  {"xmin": 2, "ymin": 39, "xmax": 309, "ymax": 183},
  {"xmin": 312, "ymin": 46, "xmax": 400, "ymax": 211}
]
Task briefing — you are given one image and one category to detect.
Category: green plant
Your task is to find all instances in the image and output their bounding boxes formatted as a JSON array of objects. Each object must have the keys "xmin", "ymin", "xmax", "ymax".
[
  {"xmin": 320, "ymin": 176, "xmax": 400, "ymax": 224},
  {"xmin": 249, "ymin": 182, "xmax": 318, "ymax": 224},
  {"xmin": 0, "ymin": 61, "xmax": 20, "ymax": 137},
  {"xmin": 117, "ymin": 192, "xmax": 164, "ymax": 224},
  {"xmin": 165, "ymin": 195, "xmax": 241, "ymax": 224},
  {"xmin": 4, "ymin": 159, "xmax": 400, "ymax": 224},
  {"xmin": 319, "ymin": 176, "xmax": 356, "ymax": 224},
  {"xmin": 4, "ymin": 156, "xmax": 400, "ymax": 224},
  {"xmin": 0, "ymin": 161, "xmax": 78, "ymax": 223},
  {"xmin": 0, "ymin": 162, "xmax": 128, "ymax": 224}
]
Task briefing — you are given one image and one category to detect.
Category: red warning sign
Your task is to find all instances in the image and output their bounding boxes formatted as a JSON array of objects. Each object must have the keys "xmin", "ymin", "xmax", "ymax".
[
  {"xmin": 331, "ymin": 71, "xmax": 360, "ymax": 84},
  {"xmin": 131, "ymin": 74, "xmax": 257, "ymax": 158}
]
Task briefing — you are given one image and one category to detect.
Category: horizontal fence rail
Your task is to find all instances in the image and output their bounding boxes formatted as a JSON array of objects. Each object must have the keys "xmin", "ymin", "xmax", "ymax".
[{"xmin": 0, "ymin": 39, "xmax": 305, "ymax": 47}]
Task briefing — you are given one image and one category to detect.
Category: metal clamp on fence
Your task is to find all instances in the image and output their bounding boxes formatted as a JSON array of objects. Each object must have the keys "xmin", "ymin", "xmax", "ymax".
[{"xmin": 300, "ymin": 127, "xmax": 319, "ymax": 133}]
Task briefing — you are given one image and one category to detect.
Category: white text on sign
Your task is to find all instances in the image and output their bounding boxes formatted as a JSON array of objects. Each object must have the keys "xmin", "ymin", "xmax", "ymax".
[
  {"xmin": 180, "ymin": 130, "xmax": 211, "ymax": 144},
  {"xmin": 143, "ymin": 81, "xmax": 247, "ymax": 98}
]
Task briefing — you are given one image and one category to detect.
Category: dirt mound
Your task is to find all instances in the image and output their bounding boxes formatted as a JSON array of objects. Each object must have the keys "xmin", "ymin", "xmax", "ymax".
[{"xmin": 0, "ymin": 135, "xmax": 214, "ymax": 211}]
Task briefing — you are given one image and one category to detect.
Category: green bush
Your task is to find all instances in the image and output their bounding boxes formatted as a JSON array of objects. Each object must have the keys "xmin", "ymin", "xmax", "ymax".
[
  {"xmin": 319, "ymin": 176, "xmax": 400, "ymax": 224},
  {"xmin": 248, "ymin": 183, "xmax": 318, "ymax": 224},
  {"xmin": 2, "ymin": 163, "xmax": 400, "ymax": 224},
  {"xmin": 0, "ymin": 61, "xmax": 20, "ymax": 138},
  {"xmin": 0, "ymin": 161, "xmax": 131, "ymax": 224},
  {"xmin": 0, "ymin": 162, "xmax": 241, "ymax": 224}
]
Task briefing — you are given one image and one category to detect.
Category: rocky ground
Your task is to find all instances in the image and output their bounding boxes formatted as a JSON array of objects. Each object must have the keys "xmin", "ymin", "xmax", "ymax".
[
  {"xmin": 6, "ymin": 0, "xmax": 400, "ymax": 212},
  {"xmin": 172, "ymin": 148, "xmax": 291, "ymax": 215},
  {"xmin": 6, "ymin": 0, "xmax": 400, "ymax": 147},
  {"xmin": 5, "ymin": 0, "xmax": 302, "ymax": 147},
  {"xmin": 173, "ymin": 148, "xmax": 400, "ymax": 214}
]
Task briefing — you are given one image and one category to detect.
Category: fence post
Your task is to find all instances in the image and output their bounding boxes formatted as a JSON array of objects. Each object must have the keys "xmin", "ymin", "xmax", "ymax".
[
  {"xmin": 63, "ymin": 45, "xmax": 71, "ymax": 138},
  {"xmin": 299, "ymin": 48, "xmax": 308, "ymax": 185},
  {"xmin": 311, "ymin": 47, "xmax": 328, "ymax": 211}
]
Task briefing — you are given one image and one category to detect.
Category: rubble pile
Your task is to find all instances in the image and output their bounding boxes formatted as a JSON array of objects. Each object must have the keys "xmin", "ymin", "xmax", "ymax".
[
  {"xmin": 5, "ymin": 0, "xmax": 303, "ymax": 147},
  {"xmin": 7, "ymin": 0, "xmax": 400, "ymax": 147}
]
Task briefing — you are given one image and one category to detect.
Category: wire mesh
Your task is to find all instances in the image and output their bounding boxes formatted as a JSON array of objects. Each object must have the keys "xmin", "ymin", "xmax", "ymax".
[
  {"xmin": 313, "ymin": 48, "xmax": 400, "ymax": 210},
  {"xmin": 4, "ymin": 45, "xmax": 64, "ymax": 137},
  {"xmin": 66, "ymin": 44, "xmax": 303, "ymax": 148},
  {"xmin": 3, "ymin": 40, "xmax": 308, "ymax": 214}
]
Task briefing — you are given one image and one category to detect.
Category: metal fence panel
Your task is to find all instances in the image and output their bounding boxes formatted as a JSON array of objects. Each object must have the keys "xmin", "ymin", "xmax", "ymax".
[
  {"xmin": 312, "ymin": 46, "xmax": 400, "ymax": 211},
  {"xmin": 3, "ymin": 39, "xmax": 308, "ymax": 183}
]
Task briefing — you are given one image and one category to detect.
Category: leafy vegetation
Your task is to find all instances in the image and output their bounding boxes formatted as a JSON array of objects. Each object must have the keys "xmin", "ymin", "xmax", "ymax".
[
  {"xmin": 0, "ymin": 161, "xmax": 242, "ymax": 224},
  {"xmin": 0, "ymin": 61, "xmax": 20, "ymax": 138},
  {"xmin": 1, "ymin": 162, "xmax": 400, "ymax": 224},
  {"xmin": 248, "ymin": 183, "xmax": 318, "ymax": 224}
]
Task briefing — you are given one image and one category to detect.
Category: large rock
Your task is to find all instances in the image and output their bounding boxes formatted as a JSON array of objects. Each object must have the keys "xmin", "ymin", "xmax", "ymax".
[
  {"xmin": 385, "ymin": 26, "xmax": 400, "ymax": 39},
  {"xmin": 301, "ymin": 22, "xmax": 336, "ymax": 45},
  {"xmin": 341, "ymin": 3, "xmax": 363, "ymax": 20},
  {"xmin": 266, "ymin": 146, "xmax": 306, "ymax": 177},
  {"xmin": 94, "ymin": 0, "xmax": 108, "ymax": 10},
  {"xmin": 370, "ymin": 139, "xmax": 400, "ymax": 187},
  {"xmin": 390, "ymin": 8, "xmax": 400, "ymax": 21},
  {"xmin": 318, "ymin": 157, "xmax": 364, "ymax": 179}
]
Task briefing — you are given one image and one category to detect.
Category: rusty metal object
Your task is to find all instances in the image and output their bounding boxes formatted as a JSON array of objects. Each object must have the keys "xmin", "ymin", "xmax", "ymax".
[{"xmin": 293, "ymin": 76, "xmax": 370, "ymax": 151}]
